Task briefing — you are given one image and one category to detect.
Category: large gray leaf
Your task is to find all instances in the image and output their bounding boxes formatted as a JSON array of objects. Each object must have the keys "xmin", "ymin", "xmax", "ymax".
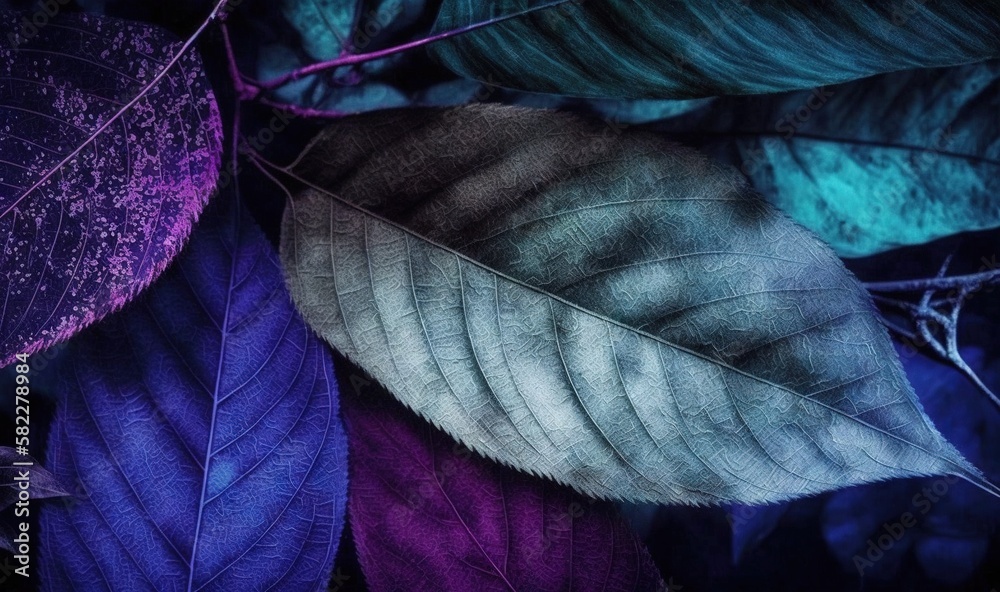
[
  {"xmin": 279, "ymin": 104, "xmax": 993, "ymax": 505},
  {"xmin": 429, "ymin": 0, "xmax": 1000, "ymax": 99}
]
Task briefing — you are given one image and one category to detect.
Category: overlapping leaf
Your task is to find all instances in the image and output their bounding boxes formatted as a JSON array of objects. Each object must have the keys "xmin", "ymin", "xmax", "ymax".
[
  {"xmin": 280, "ymin": 104, "xmax": 993, "ymax": 506},
  {"xmin": 0, "ymin": 447, "xmax": 67, "ymax": 553},
  {"xmin": 0, "ymin": 12, "xmax": 222, "ymax": 367},
  {"xmin": 822, "ymin": 340, "xmax": 1000, "ymax": 584},
  {"xmin": 40, "ymin": 197, "xmax": 348, "ymax": 591},
  {"xmin": 653, "ymin": 61, "xmax": 1000, "ymax": 257},
  {"xmin": 429, "ymin": 0, "xmax": 1000, "ymax": 98},
  {"xmin": 341, "ymin": 367, "xmax": 665, "ymax": 591}
]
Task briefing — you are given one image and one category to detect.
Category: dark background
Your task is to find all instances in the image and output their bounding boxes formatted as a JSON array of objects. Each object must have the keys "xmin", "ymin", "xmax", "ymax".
[{"xmin": 0, "ymin": 0, "xmax": 998, "ymax": 590}]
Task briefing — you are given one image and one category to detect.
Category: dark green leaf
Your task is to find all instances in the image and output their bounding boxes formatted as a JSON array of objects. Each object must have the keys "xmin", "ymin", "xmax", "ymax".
[{"xmin": 429, "ymin": 1, "xmax": 1000, "ymax": 98}]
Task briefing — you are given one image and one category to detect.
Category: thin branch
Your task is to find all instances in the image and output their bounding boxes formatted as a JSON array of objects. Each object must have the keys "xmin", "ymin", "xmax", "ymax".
[
  {"xmin": 869, "ymin": 256, "xmax": 1000, "ymax": 410},
  {"xmin": 257, "ymin": 96, "xmax": 345, "ymax": 119},
  {"xmin": 863, "ymin": 268, "xmax": 1000, "ymax": 293},
  {"xmin": 255, "ymin": 0, "xmax": 578, "ymax": 91},
  {"xmin": 219, "ymin": 20, "xmax": 260, "ymax": 101}
]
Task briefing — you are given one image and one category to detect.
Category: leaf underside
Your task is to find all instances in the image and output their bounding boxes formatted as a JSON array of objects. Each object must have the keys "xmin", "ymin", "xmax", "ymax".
[
  {"xmin": 0, "ymin": 12, "xmax": 223, "ymax": 367},
  {"xmin": 280, "ymin": 104, "xmax": 988, "ymax": 506},
  {"xmin": 40, "ymin": 197, "xmax": 348, "ymax": 592}
]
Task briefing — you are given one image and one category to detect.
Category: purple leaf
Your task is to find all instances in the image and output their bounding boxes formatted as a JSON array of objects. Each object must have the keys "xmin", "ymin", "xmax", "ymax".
[
  {"xmin": 39, "ymin": 196, "xmax": 348, "ymax": 591},
  {"xmin": 0, "ymin": 12, "xmax": 222, "ymax": 367},
  {"xmin": 341, "ymin": 370, "xmax": 665, "ymax": 592},
  {"xmin": 0, "ymin": 446, "xmax": 68, "ymax": 553}
]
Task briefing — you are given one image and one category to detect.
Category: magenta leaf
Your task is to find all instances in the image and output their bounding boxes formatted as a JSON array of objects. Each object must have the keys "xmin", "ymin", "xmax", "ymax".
[
  {"xmin": 0, "ymin": 11, "xmax": 222, "ymax": 367},
  {"xmin": 38, "ymin": 196, "xmax": 348, "ymax": 591},
  {"xmin": 341, "ymin": 367, "xmax": 665, "ymax": 592}
]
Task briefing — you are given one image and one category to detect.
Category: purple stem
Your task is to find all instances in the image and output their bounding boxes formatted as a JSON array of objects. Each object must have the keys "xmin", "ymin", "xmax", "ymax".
[
  {"xmin": 220, "ymin": 21, "xmax": 260, "ymax": 101},
  {"xmin": 256, "ymin": 0, "xmax": 577, "ymax": 91},
  {"xmin": 258, "ymin": 97, "xmax": 346, "ymax": 119}
]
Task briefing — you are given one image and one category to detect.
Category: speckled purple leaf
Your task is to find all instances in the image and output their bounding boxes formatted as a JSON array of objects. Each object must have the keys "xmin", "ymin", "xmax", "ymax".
[
  {"xmin": 0, "ymin": 11, "xmax": 222, "ymax": 367},
  {"xmin": 341, "ymin": 369, "xmax": 665, "ymax": 592},
  {"xmin": 38, "ymin": 196, "xmax": 348, "ymax": 591}
]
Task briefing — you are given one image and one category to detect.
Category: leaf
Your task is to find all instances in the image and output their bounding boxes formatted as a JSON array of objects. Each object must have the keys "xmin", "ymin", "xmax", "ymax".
[
  {"xmin": 654, "ymin": 61, "xmax": 1000, "ymax": 257},
  {"xmin": 39, "ymin": 196, "xmax": 348, "ymax": 591},
  {"xmin": 340, "ymin": 364, "xmax": 665, "ymax": 591},
  {"xmin": 428, "ymin": 0, "xmax": 1000, "ymax": 99},
  {"xmin": 258, "ymin": 43, "xmax": 411, "ymax": 114},
  {"xmin": 586, "ymin": 97, "xmax": 715, "ymax": 125},
  {"xmin": 821, "ymin": 338, "xmax": 1000, "ymax": 583},
  {"xmin": 0, "ymin": 447, "xmax": 68, "ymax": 502},
  {"xmin": 0, "ymin": 12, "xmax": 223, "ymax": 367},
  {"xmin": 0, "ymin": 446, "xmax": 67, "ymax": 552},
  {"xmin": 283, "ymin": 0, "xmax": 356, "ymax": 61},
  {"xmin": 279, "ymin": 104, "xmax": 994, "ymax": 506}
]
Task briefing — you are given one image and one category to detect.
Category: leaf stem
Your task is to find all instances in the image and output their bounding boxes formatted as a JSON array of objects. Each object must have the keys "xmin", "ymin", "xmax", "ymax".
[
  {"xmin": 219, "ymin": 20, "xmax": 260, "ymax": 101},
  {"xmin": 954, "ymin": 467, "xmax": 1000, "ymax": 500},
  {"xmin": 255, "ymin": 0, "xmax": 578, "ymax": 91},
  {"xmin": 863, "ymin": 268, "xmax": 1000, "ymax": 293}
]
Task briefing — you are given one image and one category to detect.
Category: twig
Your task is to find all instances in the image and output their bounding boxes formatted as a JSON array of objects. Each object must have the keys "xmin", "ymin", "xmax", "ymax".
[
  {"xmin": 863, "ymin": 268, "xmax": 1000, "ymax": 293},
  {"xmin": 866, "ymin": 256, "xmax": 1000, "ymax": 409},
  {"xmin": 255, "ymin": 0, "xmax": 577, "ymax": 92},
  {"xmin": 219, "ymin": 20, "xmax": 260, "ymax": 101}
]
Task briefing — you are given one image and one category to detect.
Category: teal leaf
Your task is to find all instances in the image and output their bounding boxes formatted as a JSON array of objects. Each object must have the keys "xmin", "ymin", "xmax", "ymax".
[
  {"xmin": 429, "ymin": 1, "xmax": 1000, "ymax": 98},
  {"xmin": 658, "ymin": 61, "xmax": 1000, "ymax": 257},
  {"xmin": 279, "ymin": 104, "xmax": 995, "ymax": 505},
  {"xmin": 283, "ymin": 0, "xmax": 356, "ymax": 60},
  {"xmin": 257, "ymin": 44, "xmax": 410, "ymax": 114}
]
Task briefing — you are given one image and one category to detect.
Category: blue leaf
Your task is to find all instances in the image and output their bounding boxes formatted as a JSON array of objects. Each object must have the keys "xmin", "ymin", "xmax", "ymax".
[
  {"xmin": 39, "ymin": 196, "xmax": 348, "ymax": 591},
  {"xmin": 655, "ymin": 61, "xmax": 1000, "ymax": 257},
  {"xmin": 821, "ymin": 326, "xmax": 1000, "ymax": 583}
]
